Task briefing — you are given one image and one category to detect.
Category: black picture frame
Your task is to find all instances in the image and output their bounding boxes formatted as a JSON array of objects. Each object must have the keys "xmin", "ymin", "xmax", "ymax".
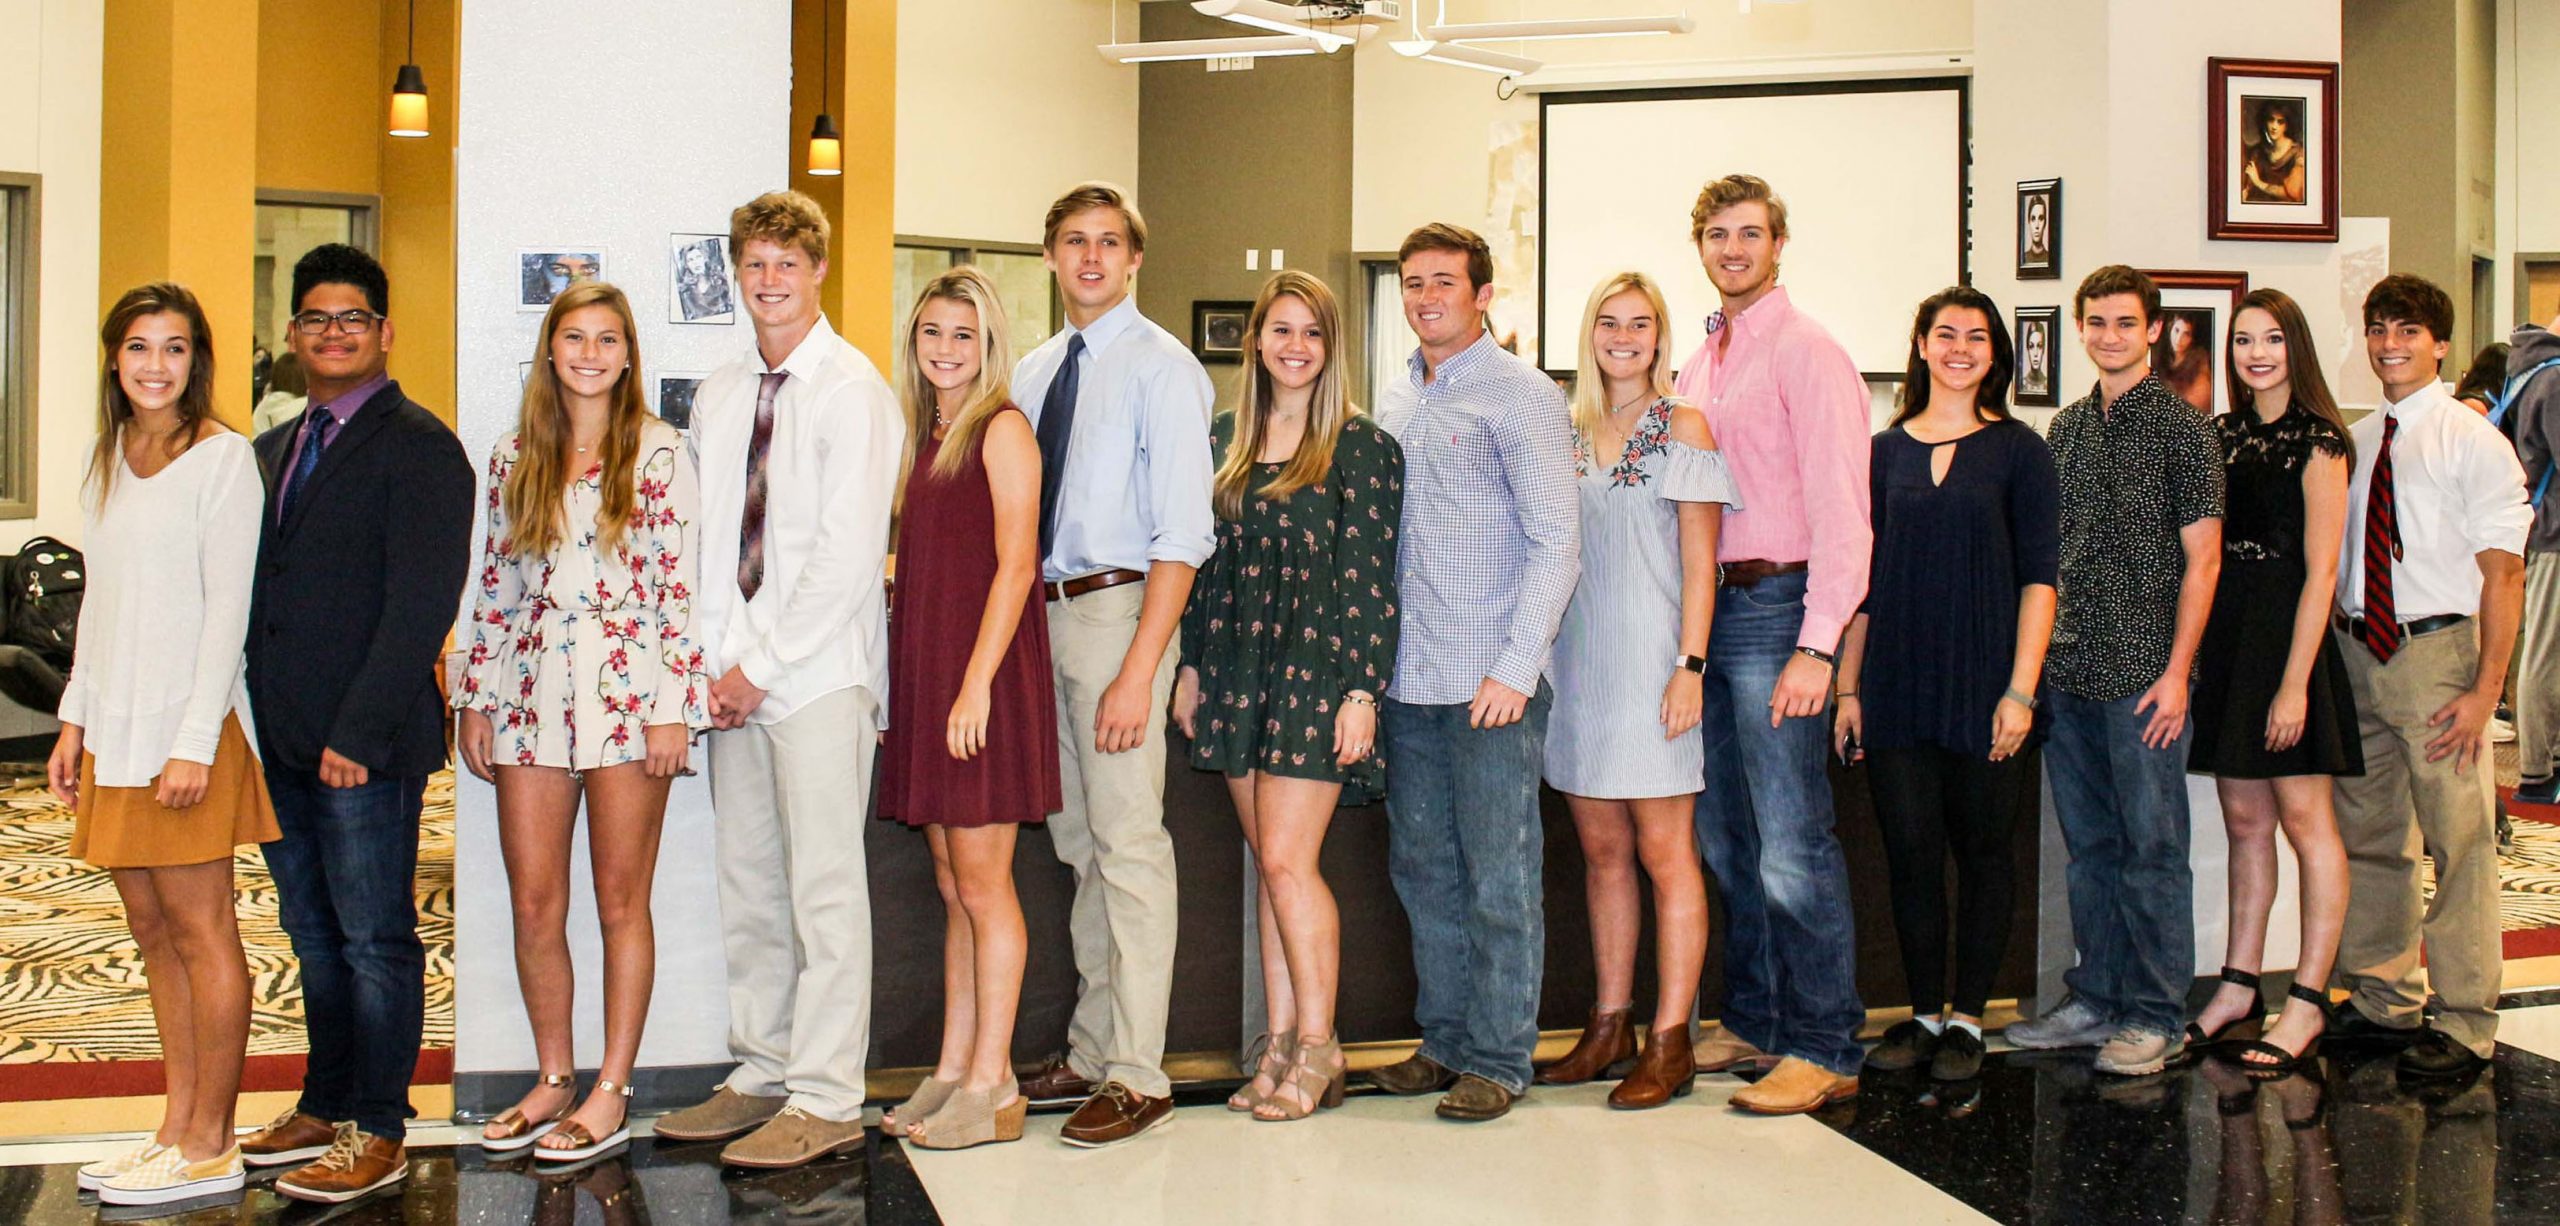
[
  {"xmin": 2016, "ymin": 178, "xmax": 2061, "ymax": 281},
  {"xmin": 1192, "ymin": 300, "xmax": 1252, "ymax": 364},
  {"xmin": 2013, "ymin": 306, "xmax": 2061, "ymax": 407}
]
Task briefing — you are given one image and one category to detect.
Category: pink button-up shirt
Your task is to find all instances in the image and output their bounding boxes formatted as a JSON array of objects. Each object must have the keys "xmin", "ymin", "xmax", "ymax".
[{"xmin": 1670, "ymin": 286, "xmax": 1872, "ymax": 652}]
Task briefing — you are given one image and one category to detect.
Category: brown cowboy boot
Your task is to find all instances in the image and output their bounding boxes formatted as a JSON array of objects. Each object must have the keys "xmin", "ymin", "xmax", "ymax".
[
  {"xmin": 1536, "ymin": 1007, "xmax": 1637, "ymax": 1086},
  {"xmin": 1608, "ymin": 1025, "xmax": 1698, "ymax": 1110}
]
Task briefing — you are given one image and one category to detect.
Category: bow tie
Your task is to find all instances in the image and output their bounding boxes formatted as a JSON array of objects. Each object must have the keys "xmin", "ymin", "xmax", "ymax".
[{"xmin": 1702, "ymin": 310, "xmax": 1729, "ymax": 336}]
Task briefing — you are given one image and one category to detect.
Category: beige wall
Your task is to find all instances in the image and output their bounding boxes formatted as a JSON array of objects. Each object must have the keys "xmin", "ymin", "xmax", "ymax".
[
  {"xmin": 2514, "ymin": 1, "xmax": 2560, "ymax": 261},
  {"xmin": 0, "ymin": 0, "xmax": 104, "ymax": 549},
  {"xmin": 895, "ymin": 0, "xmax": 1137, "ymax": 246}
]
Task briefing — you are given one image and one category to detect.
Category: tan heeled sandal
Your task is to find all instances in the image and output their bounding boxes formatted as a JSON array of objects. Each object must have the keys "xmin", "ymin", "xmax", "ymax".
[
  {"xmin": 886, "ymin": 1075, "xmax": 958, "ymax": 1133},
  {"xmin": 907, "ymin": 1076, "xmax": 1026, "ymax": 1150},
  {"xmin": 1228, "ymin": 1030, "xmax": 1296, "ymax": 1112},
  {"xmin": 535, "ymin": 1078, "xmax": 634, "ymax": 1163},
  {"xmin": 1254, "ymin": 1035, "xmax": 1346, "ymax": 1122},
  {"xmin": 481, "ymin": 1071, "xmax": 575, "ymax": 1152}
]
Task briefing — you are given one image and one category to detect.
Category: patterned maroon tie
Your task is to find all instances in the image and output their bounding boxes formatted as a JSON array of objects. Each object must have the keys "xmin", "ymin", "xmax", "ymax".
[
  {"xmin": 2358, "ymin": 413, "xmax": 2403, "ymax": 663},
  {"xmin": 738, "ymin": 371, "xmax": 786, "ymax": 601}
]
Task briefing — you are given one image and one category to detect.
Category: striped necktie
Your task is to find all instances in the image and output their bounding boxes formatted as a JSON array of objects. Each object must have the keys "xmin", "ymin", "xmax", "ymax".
[
  {"xmin": 738, "ymin": 371, "xmax": 787, "ymax": 601},
  {"xmin": 2357, "ymin": 413, "xmax": 2403, "ymax": 663}
]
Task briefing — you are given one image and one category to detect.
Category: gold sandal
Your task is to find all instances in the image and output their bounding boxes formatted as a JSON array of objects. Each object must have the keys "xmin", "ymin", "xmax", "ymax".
[
  {"xmin": 1228, "ymin": 1030, "xmax": 1296, "ymax": 1112},
  {"xmin": 482, "ymin": 1071, "xmax": 575, "ymax": 1152},
  {"xmin": 907, "ymin": 1077, "xmax": 1026, "ymax": 1151},
  {"xmin": 535, "ymin": 1078, "xmax": 634, "ymax": 1163},
  {"xmin": 1254, "ymin": 1035, "xmax": 1346, "ymax": 1122}
]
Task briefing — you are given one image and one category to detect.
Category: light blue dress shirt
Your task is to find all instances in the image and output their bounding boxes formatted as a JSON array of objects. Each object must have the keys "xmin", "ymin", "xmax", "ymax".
[{"xmin": 1012, "ymin": 295, "xmax": 1217, "ymax": 584}]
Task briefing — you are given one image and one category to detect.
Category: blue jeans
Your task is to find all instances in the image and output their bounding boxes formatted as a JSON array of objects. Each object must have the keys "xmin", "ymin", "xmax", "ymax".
[
  {"xmin": 1383, "ymin": 685, "xmax": 1549, "ymax": 1094},
  {"xmin": 1691, "ymin": 571, "xmax": 1866, "ymax": 1075},
  {"xmin": 261, "ymin": 767, "xmax": 428, "ymax": 1140},
  {"xmin": 2045, "ymin": 688, "xmax": 2194, "ymax": 1035}
]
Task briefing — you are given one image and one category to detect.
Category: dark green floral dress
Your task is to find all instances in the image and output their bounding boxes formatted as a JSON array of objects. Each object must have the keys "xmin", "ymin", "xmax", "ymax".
[{"xmin": 1180, "ymin": 412, "xmax": 1403, "ymax": 804}]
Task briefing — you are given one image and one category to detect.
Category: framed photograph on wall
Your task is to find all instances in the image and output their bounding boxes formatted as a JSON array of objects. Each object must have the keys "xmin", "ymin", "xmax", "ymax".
[
  {"xmin": 656, "ymin": 371, "xmax": 708, "ymax": 430},
  {"xmin": 2144, "ymin": 269, "xmax": 2249, "ymax": 414},
  {"xmin": 1192, "ymin": 300, "xmax": 1252, "ymax": 364},
  {"xmin": 2207, "ymin": 58, "xmax": 2338, "ymax": 242},
  {"xmin": 2013, "ymin": 306, "xmax": 2061, "ymax": 407},
  {"xmin": 2016, "ymin": 179, "xmax": 2062, "ymax": 280},
  {"xmin": 669, "ymin": 233, "xmax": 736, "ymax": 324},
  {"xmin": 519, "ymin": 248, "xmax": 605, "ymax": 311}
]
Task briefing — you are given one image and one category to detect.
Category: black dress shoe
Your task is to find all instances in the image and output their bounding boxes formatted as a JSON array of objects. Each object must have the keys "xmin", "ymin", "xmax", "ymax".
[
  {"xmin": 1929, "ymin": 1026, "xmax": 1986, "ymax": 1082},
  {"xmin": 2397, "ymin": 1029, "xmax": 2488, "ymax": 1079},
  {"xmin": 2326, "ymin": 1000, "xmax": 2420, "ymax": 1045},
  {"xmin": 1865, "ymin": 1019, "xmax": 1938, "ymax": 1072}
]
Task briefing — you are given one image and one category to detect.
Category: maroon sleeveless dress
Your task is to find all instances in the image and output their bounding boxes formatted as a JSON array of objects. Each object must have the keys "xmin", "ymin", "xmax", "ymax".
[{"xmin": 877, "ymin": 406, "xmax": 1061, "ymax": 827}]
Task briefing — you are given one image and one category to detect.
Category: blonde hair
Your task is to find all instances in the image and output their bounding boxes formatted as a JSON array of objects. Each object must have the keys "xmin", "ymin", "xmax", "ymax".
[
  {"xmin": 504, "ymin": 282, "xmax": 652, "ymax": 560},
  {"xmin": 1042, "ymin": 182, "xmax": 1148, "ymax": 252},
  {"xmin": 1217, "ymin": 271, "xmax": 1357, "ymax": 520},
  {"xmin": 1569, "ymin": 272, "xmax": 1677, "ymax": 439},
  {"xmin": 895, "ymin": 267, "xmax": 1016, "ymax": 488},
  {"xmin": 730, "ymin": 189, "xmax": 831, "ymax": 265},
  {"xmin": 1688, "ymin": 174, "xmax": 1790, "ymax": 244}
]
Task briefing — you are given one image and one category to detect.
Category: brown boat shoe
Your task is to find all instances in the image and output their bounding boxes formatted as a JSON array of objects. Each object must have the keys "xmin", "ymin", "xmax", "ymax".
[
  {"xmin": 275, "ymin": 1124, "xmax": 408, "ymax": 1204},
  {"xmin": 240, "ymin": 1107, "xmax": 341, "ymax": 1168},
  {"xmin": 1058, "ymin": 1082, "xmax": 1174, "ymax": 1148}
]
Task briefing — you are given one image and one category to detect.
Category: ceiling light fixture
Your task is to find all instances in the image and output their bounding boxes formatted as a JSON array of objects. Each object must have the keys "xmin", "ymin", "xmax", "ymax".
[
  {"xmin": 1387, "ymin": 39, "xmax": 1540, "ymax": 75},
  {"xmin": 807, "ymin": 1, "xmax": 841, "ymax": 176},
  {"xmin": 1191, "ymin": 0, "xmax": 1360, "ymax": 51},
  {"xmin": 1429, "ymin": 14, "xmax": 1696, "ymax": 41},
  {"xmin": 387, "ymin": 0, "xmax": 428, "ymax": 138},
  {"xmin": 1098, "ymin": 34, "xmax": 1331, "ymax": 63}
]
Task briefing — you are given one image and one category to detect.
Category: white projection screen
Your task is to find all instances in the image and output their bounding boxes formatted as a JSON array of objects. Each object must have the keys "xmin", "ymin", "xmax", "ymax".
[{"xmin": 1539, "ymin": 80, "xmax": 1968, "ymax": 376}]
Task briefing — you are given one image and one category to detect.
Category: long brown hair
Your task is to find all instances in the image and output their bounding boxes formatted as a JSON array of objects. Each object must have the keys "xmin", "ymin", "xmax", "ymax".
[
  {"xmin": 1892, "ymin": 286, "xmax": 2016, "ymax": 428},
  {"xmin": 92, "ymin": 283, "xmax": 222, "ymax": 503},
  {"xmin": 503, "ymin": 282, "xmax": 652, "ymax": 559},
  {"xmin": 894, "ymin": 266, "xmax": 1016, "ymax": 490},
  {"xmin": 2225, "ymin": 287, "xmax": 2354, "ymax": 464},
  {"xmin": 1217, "ymin": 271, "xmax": 1357, "ymax": 520}
]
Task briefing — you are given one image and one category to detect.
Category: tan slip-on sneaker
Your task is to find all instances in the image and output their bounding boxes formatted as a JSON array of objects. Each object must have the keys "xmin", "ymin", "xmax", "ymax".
[
  {"xmin": 275, "ymin": 1125, "xmax": 408, "ymax": 1204},
  {"xmin": 98, "ymin": 1145, "xmax": 246, "ymax": 1207},
  {"xmin": 651, "ymin": 1084, "xmax": 789, "ymax": 1143},
  {"xmin": 1695, "ymin": 1024, "xmax": 1777, "ymax": 1073},
  {"xmin": 720, "ymin": 1106, "xmax": 866, "ymax": 1169},
  {"xmin": 1729, "ymin": 1057, "xmax": 1859, "ymax": 1116}
]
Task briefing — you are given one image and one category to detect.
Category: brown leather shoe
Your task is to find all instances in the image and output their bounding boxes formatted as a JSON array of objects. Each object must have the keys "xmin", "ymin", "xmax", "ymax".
[
  {"xmin": 1058, "ymin": 1082, "xmax": 1174, "ymax": 1148},
  {"xmin": 719, "ymin": 1105, "xmax": 866, "ymax": 1169},
  {"xmin": 275, "ymin": 1125, "xmax": 407, "ymax": 1204},
  {"xmin": 1020, "ymin": 1053, "xmax": 1097, "ymax": 1110},
  {"xmin": 1434, "ymin": 1073, "xmax": 1519, "ymax": 1122},
  {"xmin": 1695, "ymin": 1023, "xmax": 1775, "ymax": 1073},
  {"xmin": 1729, "ymin": 1056, "xmax": 1859, "ymax": 1116},
  {"xmin": 1536, "ymin": 1007, "xmax": 1637, "ymax": 1086},
  {"xmin": 1608, "ymin": 1026, "xmax": 1698, "ymax": 1110},
  {"xmin": 1368, "ymin": 1051, "xmax": 1459, "ymax": 1096},
  {"xmin": 241, "ymin": 1107, "xmax": 340, "ymax": 1168},
  {"xmin": 651, "ymin": 1084, "xmax": 787, "ymax": 1143}
]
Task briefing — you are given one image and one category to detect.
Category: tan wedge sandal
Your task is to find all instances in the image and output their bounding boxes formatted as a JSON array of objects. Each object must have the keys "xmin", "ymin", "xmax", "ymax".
[
  {"xmin": 886, "ymin": 1075, "xmax": 957, "ymax": 1134},
  {"xmin": 481, "ymin": 1071, "xmax": 575, "ymax": 1153},
  {"xmin": 1254, "ymin": 1035, "xmax": 1346, "ymax": 1122},
  {"xmin": 1228, "ymin": 1030, "xmax": 1296, "ymax": 1113},
  {"xmin": 907, "ymin": 1077, "xmax": 1027, "ymax": 1151}
]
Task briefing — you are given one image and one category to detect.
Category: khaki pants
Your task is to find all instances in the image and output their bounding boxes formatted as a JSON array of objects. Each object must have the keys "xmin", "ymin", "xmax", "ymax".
[
  {"xmin": 2331, "ymin": 624, "xmax": 2501, "ymax": 1057},
  {"xmin": 1046, "ymin": 580, "xmax": 1181, "ymax": 1098},
  {"xmin": 2517, "ymin": 552, "xmax": 2560, "ymax": 779},
  {"xmin": 707, "ymin": 686, "xmax": 877, "ymax": 1121}
]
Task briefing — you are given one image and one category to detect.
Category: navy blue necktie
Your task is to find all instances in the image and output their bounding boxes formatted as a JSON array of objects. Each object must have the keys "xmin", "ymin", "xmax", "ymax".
[
  {"xmin": 1035, "ymin": 333, "xmax": 1086, "ymax": 556},
  {"xmin": 279, "ymin": 409, "xmax": 336, "ymax": 523}
]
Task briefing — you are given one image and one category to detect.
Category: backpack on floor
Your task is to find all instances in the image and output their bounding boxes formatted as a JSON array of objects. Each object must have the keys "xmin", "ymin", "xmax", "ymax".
[{"xmin": 3, "ymin": 536, "xmax": 85, "ymax": 670}]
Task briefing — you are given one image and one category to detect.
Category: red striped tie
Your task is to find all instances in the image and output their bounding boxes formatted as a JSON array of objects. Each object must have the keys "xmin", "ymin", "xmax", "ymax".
[{"xmin": 2358, "ymin": 414, "xmax": 2403, "ymax": 663}]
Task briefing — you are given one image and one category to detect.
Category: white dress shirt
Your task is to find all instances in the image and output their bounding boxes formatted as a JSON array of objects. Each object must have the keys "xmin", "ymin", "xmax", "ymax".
[
  {"xmin": 1011, "ymin": 295, "xmax": 1216, "ymax": 583},
  {"xmin": 58, "ymin": 432, "xmax": 264, "ymax": 786},
  {"xmin": 689, "ymin": 314, "xmax": 904, "ymax": 726},
  {"xmin": 2337, "ymin": 381, "xmax": 2531, "ymax": 621}
]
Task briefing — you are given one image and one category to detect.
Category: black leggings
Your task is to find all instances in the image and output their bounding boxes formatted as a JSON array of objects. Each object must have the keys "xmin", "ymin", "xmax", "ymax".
[{"xmin": 1866, "ymin": 743, "xmax": 2032, "ymax": 1018}]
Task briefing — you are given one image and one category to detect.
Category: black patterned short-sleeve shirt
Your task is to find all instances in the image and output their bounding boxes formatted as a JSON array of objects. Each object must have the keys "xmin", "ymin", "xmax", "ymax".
[{"xmin": 2046, "ymin": 373, "xmax": 2225, "ymax": 700}]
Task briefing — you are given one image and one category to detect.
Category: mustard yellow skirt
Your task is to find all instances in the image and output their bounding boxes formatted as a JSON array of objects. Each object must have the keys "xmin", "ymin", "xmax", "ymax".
[{"xmin": 70, "ymin": 714, "xmax": 281, "ymax": 868}]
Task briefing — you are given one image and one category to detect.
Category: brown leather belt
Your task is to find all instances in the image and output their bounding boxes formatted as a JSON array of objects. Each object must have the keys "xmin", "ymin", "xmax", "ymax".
[
  {"xmin": 1719, "ymin": 559, "xmax": 1809, "ymax": 588},
  {"xmin": 1044, "ymin": 568, "xmax": 1146, "ymax": 603}
]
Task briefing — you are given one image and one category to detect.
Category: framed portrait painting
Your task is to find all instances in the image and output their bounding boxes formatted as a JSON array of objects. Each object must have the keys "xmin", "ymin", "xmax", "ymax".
[
  {"xmin": 2016, "ymin": 179, "xmax": 2062, "ymax": 281},
  {"xmin": 2143, "ymin": 270, "xmax": 2248, "ymax": 415},
  {"xmin": 1192, "ymin": 300, "xmax": 1252, "ymax": 364},
  {"xmin": 2013, "ymin": 306, "xmax": 2061, "ymax": 407},
  {"xmin": 2207, "ymin": 58, "xmax": 2338, "ymax": 242},
  {"xmin": 669, "ymin": 233, "xmax": 736, "ymax": 325},
  {"xmin": 519, "ymin": 248, "xmax": 605, "ymax": 311}
]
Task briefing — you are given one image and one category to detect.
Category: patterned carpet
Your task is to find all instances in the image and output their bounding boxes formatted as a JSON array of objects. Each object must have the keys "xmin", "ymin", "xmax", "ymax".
[{"xmin": 0, "ymin": 769, "xmax": 455, "ymax": 1066}]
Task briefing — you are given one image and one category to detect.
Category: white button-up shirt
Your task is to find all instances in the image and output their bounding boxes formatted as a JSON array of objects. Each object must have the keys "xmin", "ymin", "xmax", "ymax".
[
  {"xmin": 2338, "ymin": 381, "xmax": 2531, "ymax": 622},
  {"xmin": 688, "ymin": 315, "xmax": 904, "ymax": 725},
  {"xmin": 1011, "ymin": 295, "xmax": 1216, "ymax": 583}
]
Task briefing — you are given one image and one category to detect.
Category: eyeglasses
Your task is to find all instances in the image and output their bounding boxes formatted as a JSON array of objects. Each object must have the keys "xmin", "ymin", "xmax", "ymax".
[{"xmin": 292, "ymin": 309, "xmax": 383, "ymax": 336}]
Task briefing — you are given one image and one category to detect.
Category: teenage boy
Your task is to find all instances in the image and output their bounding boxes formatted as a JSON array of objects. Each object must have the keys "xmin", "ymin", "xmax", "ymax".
[
  {"xmin": 2510, "ymin": 311, "xmax": 2560, "ymax": 805},
  {"xmin": 1365, "ymin": 222, "xmax": 1578, "ymax": 1123},
  {"xmin": 1669, "ymin": 175, "xmax": 1872, "ymax": 1115},
  {"xmin": 651, "ymin": 190, "xmax": 904, "ymax": 1167},
  {"xmin": 240, "ymin": 243, "xmax": 474, "ymax": 1203},
  {"xmin": 1009, "ymin": 182, "xmax": 1215, "ymax": 1148},
  {"xmin": 2329, "ymin": 275, "xmax": 2529, "ymax": 1078},
  {"xmin": 2007, "ymin": 265, "xmax": 2223, "ymax": 1076}
]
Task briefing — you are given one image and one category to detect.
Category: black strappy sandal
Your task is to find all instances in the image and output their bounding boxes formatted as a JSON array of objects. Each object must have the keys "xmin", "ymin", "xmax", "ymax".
[
  {"xmin": 2182, "ymin": 966, "xmax": 2266, "ymax": 1049},
  {"xmin": 2225, "ymin": 982, "xmax": 2329, "ymax": 1078}
]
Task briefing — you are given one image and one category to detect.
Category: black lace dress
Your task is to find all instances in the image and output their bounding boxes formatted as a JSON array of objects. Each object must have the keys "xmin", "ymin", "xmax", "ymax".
[{"xmin": 2189, "ymin": 409, "xmax": 2364, "ymax": 778}]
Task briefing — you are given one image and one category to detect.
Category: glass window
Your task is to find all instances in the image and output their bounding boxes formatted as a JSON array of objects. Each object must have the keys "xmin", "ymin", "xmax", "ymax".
[
  {"xmin": 891, "ymin": 244, "xmax": 959, "ymax": 338},
  {"xmin": 0, "ymin": 174, "xmax": 33, "ymax": 517},
  {"xmin": 254, "ymin": 198, "xmax": 372, "ymax": 404},
  {"xmin": 1366, "ymin": 259, "xmax": 1416, "ymax": 414},
  {"xmin": 893, "ymin": 240, "xmax": 1058, "ymax": 370}
]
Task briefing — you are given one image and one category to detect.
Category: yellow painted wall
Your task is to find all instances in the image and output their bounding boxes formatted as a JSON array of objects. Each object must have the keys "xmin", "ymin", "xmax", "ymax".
[
  {"xmin": 793, "ymin": 0, "xmax": 893, "ymax": 370},
  {"xmin": 377, "ymin": 0, "xmax": 456, "ymax": 421},
  {"xmin": 257, "ymin": 0, "xmax": 383, "ymax": 195}
]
